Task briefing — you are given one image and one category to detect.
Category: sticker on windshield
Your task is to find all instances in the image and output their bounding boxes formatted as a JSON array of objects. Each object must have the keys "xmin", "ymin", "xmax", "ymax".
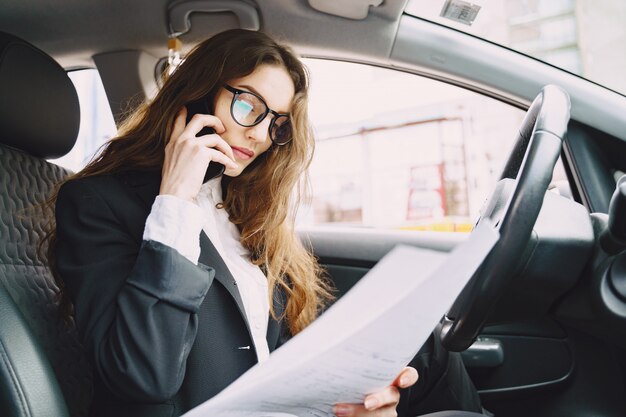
[{"xmin": 440, "ymin": 0, "xmax": 481, "ymax": 26}]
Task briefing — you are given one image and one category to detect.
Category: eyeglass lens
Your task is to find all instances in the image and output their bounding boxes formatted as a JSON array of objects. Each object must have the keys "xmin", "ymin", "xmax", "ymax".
[
  {"xmin": 271, "ymin": 115, "xmax": 292, "ymax": 145},
  {"xmin": 231, "ymin": 91, "xmax": 292, "ymax": 145},
  {"xmin": 232, "ymin": 93, "xmax": 266, "ymax": 126}
]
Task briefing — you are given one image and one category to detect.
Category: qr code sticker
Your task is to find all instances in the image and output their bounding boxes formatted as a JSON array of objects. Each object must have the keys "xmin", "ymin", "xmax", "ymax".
[{"xmin": 440, "ymin": 0, "xmax": 481, "ymax": 26}]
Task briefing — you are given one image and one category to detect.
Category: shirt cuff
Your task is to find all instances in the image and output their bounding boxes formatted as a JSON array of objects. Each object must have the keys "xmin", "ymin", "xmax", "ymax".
[
  {"xmin": 143, "ymin": 195, "xmax": 204, "ymax": 264},
  {"xmin": 127, "ymin": 240, "xmax": 215, "ymax": 312}
]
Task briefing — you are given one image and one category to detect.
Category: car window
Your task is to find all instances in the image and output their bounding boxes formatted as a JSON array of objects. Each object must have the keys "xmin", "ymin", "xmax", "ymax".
[
  {"xmin": 300, "ymin": 59, "xmax": 570, "ymax": 232},
  {"xmin": 48, "ymin": 64, "xmax": 571, "ymax": 233},
  {"xmin": 48, "ymin": 69, "xmax": 117, "ymax": 172}
]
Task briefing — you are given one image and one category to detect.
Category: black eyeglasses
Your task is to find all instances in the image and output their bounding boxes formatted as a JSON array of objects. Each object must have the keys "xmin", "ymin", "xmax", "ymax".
[{"xmin": 222, "ymin": 84, "xmax": 292, "ymax": 145}]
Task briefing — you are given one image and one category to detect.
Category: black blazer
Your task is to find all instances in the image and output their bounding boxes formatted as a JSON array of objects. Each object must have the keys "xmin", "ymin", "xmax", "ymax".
[{"xmin": 55, "ymin": 170, "xmax": 288, "ymax": 417}]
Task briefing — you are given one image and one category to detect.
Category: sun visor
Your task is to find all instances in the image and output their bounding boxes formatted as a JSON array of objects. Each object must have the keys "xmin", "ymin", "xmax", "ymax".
[{"xmin": 308, "ymin": 0, "xmax": 383, "ymax": 20}]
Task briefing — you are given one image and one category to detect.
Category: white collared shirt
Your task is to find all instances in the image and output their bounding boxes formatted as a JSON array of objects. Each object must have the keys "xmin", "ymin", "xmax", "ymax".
[{"xmin": 143, "ymin": 176, "xmax": 270, "ymax": 362}]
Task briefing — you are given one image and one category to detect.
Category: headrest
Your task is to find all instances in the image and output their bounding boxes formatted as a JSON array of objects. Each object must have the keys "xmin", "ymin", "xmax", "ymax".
[{"xmin": 0, "ymin": 31, "xmax": 79, "ymax": 159}]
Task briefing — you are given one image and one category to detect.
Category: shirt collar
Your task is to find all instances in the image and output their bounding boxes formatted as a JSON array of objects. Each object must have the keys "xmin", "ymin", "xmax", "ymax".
[{"xmin": 199, "ymin": 175, "xmax": 223, "ymax": 203}]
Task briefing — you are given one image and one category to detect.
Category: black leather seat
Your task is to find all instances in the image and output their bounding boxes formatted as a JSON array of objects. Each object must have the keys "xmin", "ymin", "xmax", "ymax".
[{"xmin": 0, "ymin": 31, "xmax": 93, "ymax": 417}]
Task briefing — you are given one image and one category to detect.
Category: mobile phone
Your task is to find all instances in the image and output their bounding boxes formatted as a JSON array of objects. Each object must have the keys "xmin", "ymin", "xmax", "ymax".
[{"xmin": 185, "ymin": 99, "xmax": 226, "ymax": 182}]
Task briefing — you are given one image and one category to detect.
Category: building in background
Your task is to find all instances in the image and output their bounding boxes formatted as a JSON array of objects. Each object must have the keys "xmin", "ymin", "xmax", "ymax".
[{"xmin": 308, "ymin": 94, "xmax": 525, "ymax": 230}]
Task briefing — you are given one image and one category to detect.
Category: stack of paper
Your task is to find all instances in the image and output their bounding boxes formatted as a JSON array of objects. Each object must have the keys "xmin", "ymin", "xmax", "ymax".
[{"xmin": 183, "ymin": 221, "xmax": 499, "ymax": 417}]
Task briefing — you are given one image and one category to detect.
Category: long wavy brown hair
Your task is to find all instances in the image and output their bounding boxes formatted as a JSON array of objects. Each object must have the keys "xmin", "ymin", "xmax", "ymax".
[{"xmin": 43, "ymin": 29, "xmax": 334, "ymax": 335}]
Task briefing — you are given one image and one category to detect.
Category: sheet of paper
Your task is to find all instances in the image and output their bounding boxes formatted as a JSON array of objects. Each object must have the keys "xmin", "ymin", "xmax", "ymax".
[{"xmin": 183, "ymin": 221, "xmax": 499, "ymax": 417}]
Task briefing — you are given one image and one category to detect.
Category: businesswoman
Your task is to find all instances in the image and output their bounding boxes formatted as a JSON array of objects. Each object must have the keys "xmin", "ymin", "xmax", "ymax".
[{"xmin": 45, "ymin": 29, "xmax": 418, "ymax": 417}]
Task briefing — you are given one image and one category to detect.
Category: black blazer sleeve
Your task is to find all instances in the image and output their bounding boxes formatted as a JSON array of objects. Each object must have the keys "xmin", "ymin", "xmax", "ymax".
[{"xmin": 55, "ymin": 178, "xmax": 215, "ymax": 403}]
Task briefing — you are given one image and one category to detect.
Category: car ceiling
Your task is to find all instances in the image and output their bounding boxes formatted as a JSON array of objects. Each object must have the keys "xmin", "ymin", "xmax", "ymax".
[
  {"xmin": 0, "ymin": 0, "xmax": 408, "ymax": 68},
  {"xmin": 3, "ymin": 0, "xmax": 626, "ymax": 143}
]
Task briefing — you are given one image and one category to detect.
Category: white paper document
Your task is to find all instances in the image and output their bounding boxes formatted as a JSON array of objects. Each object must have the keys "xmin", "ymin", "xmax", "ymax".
[{"xmin": 183, "ymin": 221, "xmax": 499, "ymax": 417}]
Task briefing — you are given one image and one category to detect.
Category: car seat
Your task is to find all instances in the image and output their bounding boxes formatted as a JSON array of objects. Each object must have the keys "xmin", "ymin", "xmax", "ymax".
[{"xmin": 0, "ymin": 31, "xmax": 93, "ymax": 417}]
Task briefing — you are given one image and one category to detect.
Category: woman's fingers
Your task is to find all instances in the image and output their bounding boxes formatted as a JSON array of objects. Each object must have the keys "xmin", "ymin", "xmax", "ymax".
[
  {"xmin": 334, "ymin": 386, "xmax": 400, "ymax": 416},
  {"xmin": 196, "ymin": 134, "xmax": 237, "ymax": 164},
  {"xmin": 391, "ymin": 366, "xmax": 419, "ymax": 389},
  {"xmin": 160, "ymin": 110, "xmax": 237, "ymax": 201},
  {"xmin": 363, "ymin": 386, "xmax": 400, "ymax": 410},
  {"xmin": 174, "ymin": 111, "xmax": 237, "ymax": 165},
  {"xmin": 332, "ymin": 368, "xmax": 418, "ymax": 417},
  {"xmin": 206, "ymin": 147, "xmax": 239, "ymax": 170},
  {"xmin": 184, "ymin": 112, "xmax": 226, "ymax": 137},
  {"xmin": 171, "ymin": 109, "xmax": 235, "ymax": 163},
  {"xmin": 333, "ymin": 403, "xmax": 398, "ymax": 417}
]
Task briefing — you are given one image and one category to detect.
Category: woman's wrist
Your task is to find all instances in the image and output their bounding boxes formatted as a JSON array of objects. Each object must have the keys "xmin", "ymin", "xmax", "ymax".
[
  {"xmin": 158, "ymin": 183, "xmax": 197, "ymax": 203},
  {"xmin": 143, "ymin": 195, "xmax": 205, "ymax": 264}
]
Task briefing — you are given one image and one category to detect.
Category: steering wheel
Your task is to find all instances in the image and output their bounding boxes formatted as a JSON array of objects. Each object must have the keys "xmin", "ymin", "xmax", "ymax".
[{"xmin": 440, "ymin": 85, "xmax": 571, "ymax": 352}]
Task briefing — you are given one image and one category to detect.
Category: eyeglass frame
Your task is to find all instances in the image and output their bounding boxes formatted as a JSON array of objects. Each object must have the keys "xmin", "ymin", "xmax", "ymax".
[{"xmin": 222, "ymin": 84, "xmax": 292, "ymax": 145}]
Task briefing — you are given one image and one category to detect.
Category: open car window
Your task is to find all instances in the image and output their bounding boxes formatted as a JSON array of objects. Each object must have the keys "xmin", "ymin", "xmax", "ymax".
[
  {"xmin": 300, "ymin": 59, "xmax": 571, "ymax": 232},
  {"xmin": 49, "ymin": 62, "xmax": 572, "ymax": 235}
]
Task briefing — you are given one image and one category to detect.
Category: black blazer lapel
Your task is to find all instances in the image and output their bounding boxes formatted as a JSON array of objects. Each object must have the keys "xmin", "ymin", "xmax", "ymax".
[
  {"xmin": 266, "ymin": 286, "xmax": 286, "ymax": 350},
  {"xmin": 197, "ymin": 230, "xmax": 252, "ymax": 339}
]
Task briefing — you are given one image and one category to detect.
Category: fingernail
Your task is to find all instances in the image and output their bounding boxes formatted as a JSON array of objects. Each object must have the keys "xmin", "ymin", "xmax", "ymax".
[
  {"xmin": 400, "ymin": 376, "xmax": 409, "ymax": 386},
  {"xmin": 364, "ymin": 397, "xmax": 379, "ymax": 410},
  {"xmin": 333, "ymin": 405, "xmax": 350, "ymax": 416}
]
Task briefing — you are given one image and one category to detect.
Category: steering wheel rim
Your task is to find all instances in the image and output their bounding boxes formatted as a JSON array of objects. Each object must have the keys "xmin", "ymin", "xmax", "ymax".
[{"xmin": 440, "ymin": 85, "xmax": 571, "ymax": 352}]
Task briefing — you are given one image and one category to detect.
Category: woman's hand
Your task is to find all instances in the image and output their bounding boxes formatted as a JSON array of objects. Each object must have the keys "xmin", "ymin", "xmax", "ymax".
[
  {"xmin": 333, "ymin": 367, "xmax": 418, "ymax": 417},
  {"xmin": 160, "ymin": 108, "xmax": 239, "ymax": 202}
]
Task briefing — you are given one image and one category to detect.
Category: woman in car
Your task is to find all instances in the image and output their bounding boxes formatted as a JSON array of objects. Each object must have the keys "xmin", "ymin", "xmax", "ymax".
[{"xmin": 45, "ymin": 29, "xmax": 426, "ymax": 417}]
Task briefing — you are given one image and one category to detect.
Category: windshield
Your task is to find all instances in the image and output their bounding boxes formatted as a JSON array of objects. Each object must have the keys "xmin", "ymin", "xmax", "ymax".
[{"xmin": 405, "ymin": 0, "xmax": 626, "ymax": 96}]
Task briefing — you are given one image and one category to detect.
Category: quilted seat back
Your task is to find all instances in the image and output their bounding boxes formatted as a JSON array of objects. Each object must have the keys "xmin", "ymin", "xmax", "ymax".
[{"xmin": 0, "ymin": 31, "xmax": 94, "ymax": 417}]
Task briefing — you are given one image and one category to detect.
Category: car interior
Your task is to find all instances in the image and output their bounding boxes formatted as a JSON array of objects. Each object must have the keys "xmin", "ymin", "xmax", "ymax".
[{"xmin": 1, "ymin": 1, "xmax": 625, "ymax": 417}]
